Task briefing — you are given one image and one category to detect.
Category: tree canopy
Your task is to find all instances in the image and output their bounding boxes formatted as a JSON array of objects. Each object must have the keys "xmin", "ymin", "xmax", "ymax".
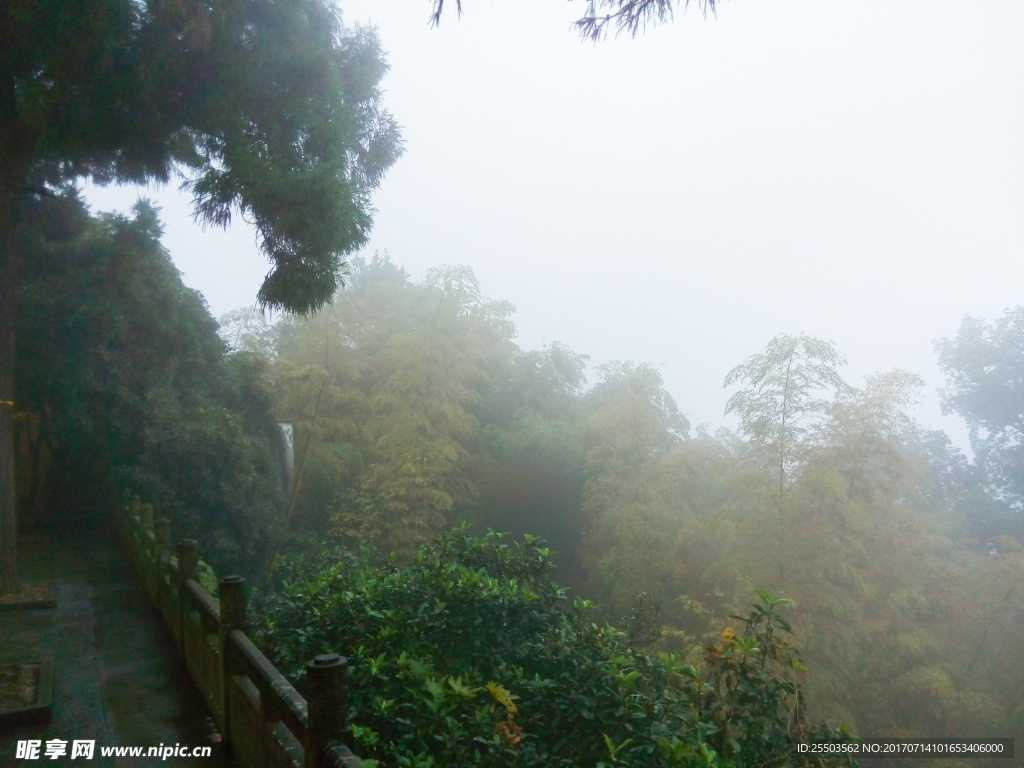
[
  {"xmin": 15, "ymin": 190, "xmax": 283, "ymax": 575},
  {"xmin": 4, "ymin": 0, "xmax": 402, "ymax": 310},
  {"xmin": 723, "ymin": 334, "xmax": 847, "ymax": 582},
  {"xmin": 936, "ymin": 308, "xmax": 1024, "ymax": 544},
  {"xmin": 222, "ymin": 260, "xmax": 1024, "ymax": 747},
  {"xmin": 1, "ymin": 0, "xmax": 403, "ymax": 591}
]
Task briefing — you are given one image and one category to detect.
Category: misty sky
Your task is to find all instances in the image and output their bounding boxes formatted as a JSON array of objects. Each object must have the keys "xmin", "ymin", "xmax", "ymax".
[{"xmin": 84, "ymin": 0, "xmax": 1024, "ymax": 449}]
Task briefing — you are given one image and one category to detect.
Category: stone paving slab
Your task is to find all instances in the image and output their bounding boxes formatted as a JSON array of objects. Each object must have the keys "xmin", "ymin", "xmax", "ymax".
[{"xmin": 0, "ymin": 528, "xmax": 233, "ymax": 767}]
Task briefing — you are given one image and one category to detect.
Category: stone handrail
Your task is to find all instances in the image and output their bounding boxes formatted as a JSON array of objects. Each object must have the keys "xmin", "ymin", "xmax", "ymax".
[{"xmin": 115, "ymin": 492, "xmax": 362, "ymax": 768}]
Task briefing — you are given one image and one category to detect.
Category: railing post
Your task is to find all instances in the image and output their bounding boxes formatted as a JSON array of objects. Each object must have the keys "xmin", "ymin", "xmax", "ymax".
[
  {"xmin": 177, "ymin": 540, "xmax": 198, "ymax": 657},
  {"xmin": 219, "ymin": 575, "xmax": 248, "ymax": 749},
  {"xmin": 154, "ymin": 518, "xmax": 171, "ymax": 556},
  {"xmin": 306, "ymin": 653, "xmax": 351, "ymax": 767},
  {"xmin": 126, "ymin": 495, "xmax": 140, "ymax": 551},
  {"xmin": 139, "ymin": 503, "xmax": 153, "ymax": 562},
  {"xmin": 153, "ymin": 518, "xmax": 172, "ymax": 609},
  {"xmin": 128, "ymin": 495, "xmax": 141, "ymax": 539},
  {"xmin": 117, "ymin": 488, "xmax": 131, "ymax": 544},
  {"xmin": 138, "ymin": 504, "xmax": 156, "ymax": 597},
  {"xmin": 177, "ymin": 540, "xmax": 199, "ymax": 583}
]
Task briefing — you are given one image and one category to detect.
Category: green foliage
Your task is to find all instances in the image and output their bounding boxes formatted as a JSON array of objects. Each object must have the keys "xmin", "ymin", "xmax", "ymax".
[
  {"xmin": 584, "ymin": 361, "xmax": 689, "ymax": 473},
  {"xmin": 564, "ymin": 333, "xmax": 1024, "ymax": 744},
  {"xmin": 935, "ymin": 309, "xmax": 1024, "ymax": 542},
  {"xmin": 256, "ymin": 528, "xmax": 856, "ymax": 768},
  {"xmin": 15, "ymin": 191, "xmax": 283, "ymax": 576},
  {"xmin": 935, "ymin": 308, "xmax": 1024, "ymax": 439},
  {"xmin": 825, "ymin": 369, "xmax": 924, "ymax": 505},
  {"xmin": 256, "ymin": 255, "xmax": 524, "ymax": 556},
  {"xmin": 575, "ymin": 363, "xmax": 694, "ymax": 613},
  {"xmin": 2, "ymin": 0, "xmax": 404, "ymax": 593},
  {"xmin": 724, "ymin": 334, "xmax": 847, "ymax": 585},
  {"xmin": 724, "ymin": 333, "xmax": 848, "ymax": 492},
  {"xmin": 223, "ymin": 259, "xmax": 1024, "ymax": 748},
  {"xmin": 197, "ymin": 559, "xmax": 220, "ymax": 598},
  {"xmin": 7, "ymin": 0, "xmax": 403, "ymax": 314}
]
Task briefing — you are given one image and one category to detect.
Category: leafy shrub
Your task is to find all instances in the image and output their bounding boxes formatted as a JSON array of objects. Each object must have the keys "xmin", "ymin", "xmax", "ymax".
[{"xmin": 255, "ymin": 528, "xmax": 856, "ymax": 768}]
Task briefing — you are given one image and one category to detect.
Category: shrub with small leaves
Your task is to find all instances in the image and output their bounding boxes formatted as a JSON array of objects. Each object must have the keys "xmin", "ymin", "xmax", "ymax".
[{"xmin": 255, "ymin": 528, "xmax": 859, "ymax": 768}]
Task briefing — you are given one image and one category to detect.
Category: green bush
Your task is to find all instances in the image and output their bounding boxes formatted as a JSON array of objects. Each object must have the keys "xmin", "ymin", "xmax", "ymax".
[{"xmin": 255, "ymin": 528, "xmax": 856, "ymax": 768}]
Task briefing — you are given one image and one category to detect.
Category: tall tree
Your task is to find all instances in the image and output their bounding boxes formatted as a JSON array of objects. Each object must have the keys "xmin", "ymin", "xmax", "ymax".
[
  {"xmin": 936, "ymin": 309, "xmax": 1024, "ymax": 500},
  {"xmin": 265, "ymin": 260, "xmax": 517, "ymax": 556},
  {"xmin": 935, "ymin": 308, "xmax": 1024, "ymax": 542},
  {"xmin": 577, "ymin": 362, "xmax": 689, "ymax": 607},
  {"xmin": 724, "ymin": 334, "xmax": 847, "ymax": 582},
  {"xmin": 0, "ymin": 0, "xmax": 403, "ymax": 593},
  {"xmin": 17, "ymin": 193, "xmax": 284, "ymax": 577},
  {"xmin": 825, "ymin": 369, "xmax": 923, "ymax": 505}
]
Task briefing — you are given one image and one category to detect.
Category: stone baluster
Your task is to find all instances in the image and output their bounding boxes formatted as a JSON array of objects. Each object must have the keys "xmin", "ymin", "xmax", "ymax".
[
  {"xmin": 154, "ymin": 518, "xmax": 171, "ymax": 558},
  {"xmin": 305, "ymin": 653, "xmax": 351, "ymax": 767},
  {"xmin": 176, "ymin": 540, "xmax": 199, "ymax": 660},
  {"xmin": 219, "ymin": 575, "xmax": 248, "ymax": 747}
]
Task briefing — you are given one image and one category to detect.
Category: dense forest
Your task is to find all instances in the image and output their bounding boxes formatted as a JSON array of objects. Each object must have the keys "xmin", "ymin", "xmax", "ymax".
[
  {"xmin": 6, "ymin": 2, "xmax": 1021, "ymax": 767},
  {"xmin": 15, "ymin": 191, "xmax": 1023, "ymax": 765},
  {"xmin": 226, "ymin": 252, "xmax": 1024, "ymax": 747}
]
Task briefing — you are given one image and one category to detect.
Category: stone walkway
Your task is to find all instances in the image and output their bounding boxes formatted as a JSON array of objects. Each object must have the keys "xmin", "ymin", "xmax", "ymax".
[{"xmin": 0, "ymin": 527, "xmax": 233, "ymax": 767}]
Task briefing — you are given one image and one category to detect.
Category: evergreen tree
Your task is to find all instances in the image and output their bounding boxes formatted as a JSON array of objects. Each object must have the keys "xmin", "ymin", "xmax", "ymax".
[
  {"xmin": 0, "ymin": 0, "xmax": 403, "ymax": 592},
  {"xmin": 16, "ymin": 191, "xmax": 284, "ymax": 577}
]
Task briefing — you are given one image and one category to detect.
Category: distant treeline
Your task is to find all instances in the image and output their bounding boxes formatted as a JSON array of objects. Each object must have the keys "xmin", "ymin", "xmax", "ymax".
[{"xmin": 16, "ymin": 193, "xmax": 1024, "ymax": 750}]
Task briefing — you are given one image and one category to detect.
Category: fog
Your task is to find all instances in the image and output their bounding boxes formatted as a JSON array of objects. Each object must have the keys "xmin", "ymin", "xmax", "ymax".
[{"xmin": 84, "ymin": 0, "xmax": 1024, "ymax": 448}]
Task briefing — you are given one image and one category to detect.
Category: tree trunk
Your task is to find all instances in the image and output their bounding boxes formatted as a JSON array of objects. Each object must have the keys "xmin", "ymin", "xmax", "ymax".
[
  {"xmin": 0, "ymin": 184, "xmax": 18, "ymax": 594},
  {"xmin": 0, "ymin": 6, "xmax": 32, "ymax": 591}
]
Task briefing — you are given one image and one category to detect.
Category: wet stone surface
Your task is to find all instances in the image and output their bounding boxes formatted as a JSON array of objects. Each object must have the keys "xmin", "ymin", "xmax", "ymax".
[{"xmin": 0, "ymin": 528, "xmax": 234, "ymax": 766}]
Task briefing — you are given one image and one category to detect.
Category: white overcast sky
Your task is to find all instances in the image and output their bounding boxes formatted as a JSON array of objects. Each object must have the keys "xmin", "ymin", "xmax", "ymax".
[{"xmin": 84, "ymin": 0, "xmax": 1024, "ymax": 450}]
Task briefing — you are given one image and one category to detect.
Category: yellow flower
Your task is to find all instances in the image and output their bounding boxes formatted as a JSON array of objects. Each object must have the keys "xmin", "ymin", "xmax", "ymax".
[
  {"xmin": 486, "ymin": 682, "xmax": 518, "ymax": 714},
  {"xmin": 720, "ymin": 627, "xmax": 736, "ymax": 642}
]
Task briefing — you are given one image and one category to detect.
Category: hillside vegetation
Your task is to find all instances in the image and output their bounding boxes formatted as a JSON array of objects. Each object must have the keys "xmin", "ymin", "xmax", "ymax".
[
  {"xmin": 16, "ymin": 202, "xmax": 1024, "ymax": 761},
  {"xmin": 233, "ymin": 254, "xmax": 1024, "ymax": 746}
]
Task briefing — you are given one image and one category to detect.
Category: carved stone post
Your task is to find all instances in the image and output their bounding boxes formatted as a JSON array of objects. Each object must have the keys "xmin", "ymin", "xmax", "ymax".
[
  {"xmin": 128, "ymin": 495, "xmax": 141, "ymax": 540},
  {"xmin": 305, "ymin": 653, "xmax": 351, "ymax": 767},
  {"xmin": 177, "ymin": 540, "xmax": 199, "ymax": 583},
  {"xmin": 136, "ymin": 504, "xmax": 155, "ymax": 596},
  {"xmin": 154, "ymin": 518, "xmax": 171, "ymax": 556},
  {"xmin": 176, "ymin": 540, "xmax": 198, "ymax": 659},
  {"xmin": 118, "ymin": 488, "xmax": 131, "ymax": 544},
  {"xmin": 152, "ymin": 518, "xmax": 171, "ymax": 610},
  {"xmin": 219, "ymin": 575, "xmax": 248, "ymax": 631},
  {"xmin": 219, "ymin": 575, "xmax": 248, "ymax": 747},
  {"xmin": 141, "ymin": 502, "xmax": 154, "ymax": 532}
]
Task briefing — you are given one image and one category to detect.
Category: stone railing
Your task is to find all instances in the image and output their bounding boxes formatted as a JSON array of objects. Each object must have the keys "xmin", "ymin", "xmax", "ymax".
[{"xmin": 115, "ymin": 492, "xmax": 362, "ymax": 768}]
